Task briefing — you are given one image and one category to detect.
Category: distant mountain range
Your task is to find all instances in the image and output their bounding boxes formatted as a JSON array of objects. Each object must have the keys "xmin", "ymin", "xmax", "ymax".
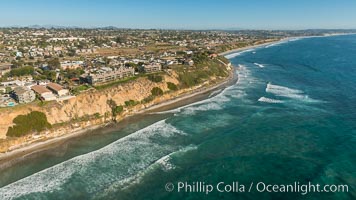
[
  {"xmin": 1, "ymin": 24, "xmax": 121, "ymax": 29},
  {"xmin": 1, "ymin": 25, "xmax": 356, "ymax": 32},
  {"xmin": 0, "ymin": 24, "xmax": 247, "ymax": 30}
]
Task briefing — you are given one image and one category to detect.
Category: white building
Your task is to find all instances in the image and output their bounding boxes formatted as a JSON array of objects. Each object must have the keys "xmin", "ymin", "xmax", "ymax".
[
  {"xmin": 86, "ymin": 67, "xmax": 134, "ymax": 85},
  {"xmin": 60, "ymin": 61, "xmax": 84, "ymax": 70},
  {"xmin": 12, "ymin": 86, "xmax": 35, "ymax": 103},
  {"xmin": 144, "ymin": 63, "xmax": 162, "ymax": 73}
]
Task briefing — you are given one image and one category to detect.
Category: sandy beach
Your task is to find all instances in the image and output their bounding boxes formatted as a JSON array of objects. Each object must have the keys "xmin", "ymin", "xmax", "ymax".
[
  {"xmin": 219, "ymin": 33, "xmax": 356, "ymax": 57},
  {"xmin": 219, "ymin": 37, "xmax": 293, "ymax": 56}
]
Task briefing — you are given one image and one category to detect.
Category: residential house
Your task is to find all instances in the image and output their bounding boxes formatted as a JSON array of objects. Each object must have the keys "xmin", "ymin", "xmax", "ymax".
[
  {"xmin": 86, "ymin": 67, "xmax": 134, "ymax": 85},
  {"xmin": 16, "ymin": 52, "xmax": 23, "ymax": 58},
  {"xmin": 144, "ymin": 63, "xmax": 162, "ymax": 73},
  {"xmin": 60, "ymin": 61, "xmax": 84, "ymax": 70},
  {"xmin": 46, "ymin": 82, "xmax": 69, "ymax": 96},
  {"xmin": 11, "ymin": 86, "xmax": 36, "ymax": 103},
  {"xmin": 31, "ymin": 85, "xmax": 56, "ymax": 101}
]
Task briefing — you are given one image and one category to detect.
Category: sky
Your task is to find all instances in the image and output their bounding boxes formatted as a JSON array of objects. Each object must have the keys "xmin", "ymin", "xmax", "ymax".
[{"xmin": 1, "ymin": 0, "xmax": 356, "ymax": 30}]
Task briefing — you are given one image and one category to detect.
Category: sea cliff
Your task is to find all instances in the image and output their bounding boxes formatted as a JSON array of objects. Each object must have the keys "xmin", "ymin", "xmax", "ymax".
[{"xmin": 0, "ymin": 61, "xmax": 232, "ymax": 153}]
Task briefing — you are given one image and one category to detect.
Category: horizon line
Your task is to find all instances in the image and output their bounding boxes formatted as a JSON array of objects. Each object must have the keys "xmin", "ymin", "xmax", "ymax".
[{"xmin": 1, "ymin": 25, "xmax": 356, "ymax": 31}]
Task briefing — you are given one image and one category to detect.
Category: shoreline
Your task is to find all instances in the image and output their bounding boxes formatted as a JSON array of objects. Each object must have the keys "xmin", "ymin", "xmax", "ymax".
[
  {"xmin": 0, "ymin": 65, "xmax": 236, "ymax": 168},
  {"xmin": 219, "ymin": 32, "xmax": 355, "ymax": 57},
  {"xmin": 218, "ymin": 39, "xmax": 284, "ymax": 56}
]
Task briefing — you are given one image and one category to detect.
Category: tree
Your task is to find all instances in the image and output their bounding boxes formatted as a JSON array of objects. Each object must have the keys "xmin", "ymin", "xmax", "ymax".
[
  {"xmin": 67, "ymin": 49, "xmax": 76, "ymax": 57},
  {"xmin": 151, "ymin": 87, "xmax": 163, "ymax": 96},
  {"xmin": 9, "ymin": 66, "xmax": 34, "ymax": 77},
  {"xmin": 43, "ymin": 70, "xmax": 57, "ymax": 82},
  {"xmin": 113, "ymin": 105, "xmax": 124, "ymax": 116},
  {"xmin": 125, "ymin": 100, "xmax": 139, "ymax": 107},
  {"xmin": 106, "ymin": 99, "xmax": 123, "ymax": 121},
  {"xmin": 167, "ymin": 82, "xmax": 178, "ymax": 91},
  {"xmin": 63, "ymin": 68, "xmax": 85, "ymax": 79},
  {"xmin": 48, "ymin": 58, "xmax": 60, "ymax": 70},
  {"xmin": 94, "ymin": 113, "xmax": 101, "ymax": 118},
  {"xmin": 115, "ymin": 36, "xmax": 127, "ymax": 43},
  {"xmin": 125, "ymin": 62, "xmax": 137, "ymax": 68},
  {"xmin": 5, "ymin": 87, "xmax": 12, "ymax": 94}
]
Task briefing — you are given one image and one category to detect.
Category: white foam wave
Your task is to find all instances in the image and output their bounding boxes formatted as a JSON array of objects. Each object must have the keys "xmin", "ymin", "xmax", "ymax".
[
  {"xmin": 224, "ymin": 49, "xmax": 255, "ymax": 59},
  {"xmin": 181, "ymin": 102, "xmax": 222, "ymax": 115},
  {"xmin": 157, "ymin": 145, "xmax": 197, "ymax": 172},
  {"xmin": 265, "ymin": 43, "xmax": 281, "ymax": 48},
  {"xmin": 94, "ymin": 145, "xmax": 198, "ymax": 198},
  {"xmin": 265, "ymin": 40, "xmax": 290, "ymax": 48},
  {"xmin": 288, "ymin": 38, "xmax": 301, "ymax": 42},
  {"xmin": 208, "ymin": 89, "xmax": 223, "ymax": 97},
  {"xmin": 254, "ymin": 63, "xmax": 265, "ymax": 68},
  {"xmin": 265, "ymin": 83, "xmax": 322, "ymax": 103},
  {"xmin": 225, "ymin": 52, "xmax": 241, "ymax": 59},
  {"xmin": 155, "ymin": 82, "xmax": 237, "ymax": 116},
  {"xmin": 264, "ymin": 38, "xmax": 303, "ymax": 49},
  {"xmin": 155, "ymin": 66, "xmax": 257, "ymax": 116},
  {"xmin": 266, "ymin": 83, "xmax": 303, "ymax": 95},
  {"xmin": 237, "ymin": 64, "xmax": 246, "ymax": 69},
  {"xmin": 0, "ymin": 119, "xmax": 187, "ymax": 199},
  {"xmin": 156, "ymin": 155, "xmax": 175, "ymax": 171},
  {"xmin": 258, "ymin": 97, "xmax": 283, "ymax": 104}
]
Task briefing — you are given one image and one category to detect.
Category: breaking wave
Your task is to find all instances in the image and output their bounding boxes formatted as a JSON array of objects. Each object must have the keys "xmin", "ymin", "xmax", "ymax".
[
  {"xmin": 266, "ymin": 83, "xmax": 304, "ymax": 95},
  {"xmin": 258, "ymin": 97, "xmax": 284, "ymax": 104},
  {"xmin": 0, "ymin": 120, "xmax": 188, "ymax": 199},
  {"xmin": 94, "ymin": 144, "xmax": 198, "ymax": 198},
  {"xmin": 209, "ymin": 89, "xmax": 223, "ymax": 97},
  {"xmin": 254, "ymin": 63, "xmax": 265, "ymax": 68},
  {"xmin": 265, "ymin": 83, "xmax": 322, "ymax": 103},
  {"xmin": 154, "ymin": 77, "xmax": 239, "ymax": 116},
  {"xmin": 224, "ymin": 49, "xmax": 255, "ymax": 59}
]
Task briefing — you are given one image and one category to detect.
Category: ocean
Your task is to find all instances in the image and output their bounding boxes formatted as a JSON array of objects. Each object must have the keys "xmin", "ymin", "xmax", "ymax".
[{"xmin": 0, "ymin": 34, "xmax": 355, "ymax": 199}]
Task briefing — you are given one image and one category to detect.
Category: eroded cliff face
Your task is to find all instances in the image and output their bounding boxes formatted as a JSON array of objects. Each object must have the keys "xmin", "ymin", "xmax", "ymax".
[{"xmin": 0, "ymin": 74, "xmax": 180, "ymax": 140}]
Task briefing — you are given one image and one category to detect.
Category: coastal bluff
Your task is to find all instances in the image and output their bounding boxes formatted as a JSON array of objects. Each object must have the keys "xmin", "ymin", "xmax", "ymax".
[{"xmin": 0, "ymin": 73, "xmax": 180, "ymax": 149}]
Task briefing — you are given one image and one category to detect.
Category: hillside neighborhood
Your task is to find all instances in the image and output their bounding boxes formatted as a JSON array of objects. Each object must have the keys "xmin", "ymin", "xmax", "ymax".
[{"xmin": 0, "ymin": 28, "xmax": 345, "ymax": 108}]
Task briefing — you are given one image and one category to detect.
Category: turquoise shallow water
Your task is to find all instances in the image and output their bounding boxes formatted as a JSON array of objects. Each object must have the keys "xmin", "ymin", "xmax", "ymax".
[{"xmin": 0, "ymin": 35, "xmax": 356, "ymax": 199}]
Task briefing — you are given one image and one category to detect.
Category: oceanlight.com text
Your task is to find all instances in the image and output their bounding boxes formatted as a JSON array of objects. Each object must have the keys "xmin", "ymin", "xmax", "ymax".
[{"xmin": 165, "ymin": 181, "xmax": 349, "ymax": 195}]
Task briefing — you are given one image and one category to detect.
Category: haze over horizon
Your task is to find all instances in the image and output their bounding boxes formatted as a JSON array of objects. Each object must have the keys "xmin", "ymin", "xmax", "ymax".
[{"xmin": 1, "ymin": 0, "xmax": 356, "ymax": 30}]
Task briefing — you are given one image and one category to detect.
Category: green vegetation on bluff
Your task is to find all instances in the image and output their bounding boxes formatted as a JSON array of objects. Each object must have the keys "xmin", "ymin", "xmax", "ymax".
[
  {"xmin": 125, "ymin": 99, "xmax": 139, "ymax": 107},
  {"xmin": 167, "ymin": 82, "xmax": 178, "ymax": 91},
  {"xmin": 147, "ymin": 74, "xmax": 163, "ymax": 83},
  {"xmin": 107, "ymin": 99, "xmax": 124, "ymax": 121},
  {"xmin": 151, "ymin": 87, "xmax": 163, "ymax": 96},
  {"xmin": 176, "ymin": 52, "xmax": 228, "ymax": 88},
  {"xmin": 7, "ymin": 111, "xmax": 52, "ymax": 137}
]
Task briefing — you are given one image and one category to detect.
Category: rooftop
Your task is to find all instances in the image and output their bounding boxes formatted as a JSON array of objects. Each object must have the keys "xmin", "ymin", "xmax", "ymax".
[
  {"xmin": 47, "ymin": 82, "xmax": 64, "ymax": 92},
  {"xmin": 13, "ymin": 86, "xmax": 30, "ymax": 95},
  {"xmin": 31, "ymin": 85, "xmax": 52, "ymax": 94}
]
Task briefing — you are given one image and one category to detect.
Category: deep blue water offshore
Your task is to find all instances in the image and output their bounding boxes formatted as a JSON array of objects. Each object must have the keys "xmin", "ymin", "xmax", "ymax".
[{"xmin": 0, "ymin": 34, "xmax": 356, "ymax": 199}]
